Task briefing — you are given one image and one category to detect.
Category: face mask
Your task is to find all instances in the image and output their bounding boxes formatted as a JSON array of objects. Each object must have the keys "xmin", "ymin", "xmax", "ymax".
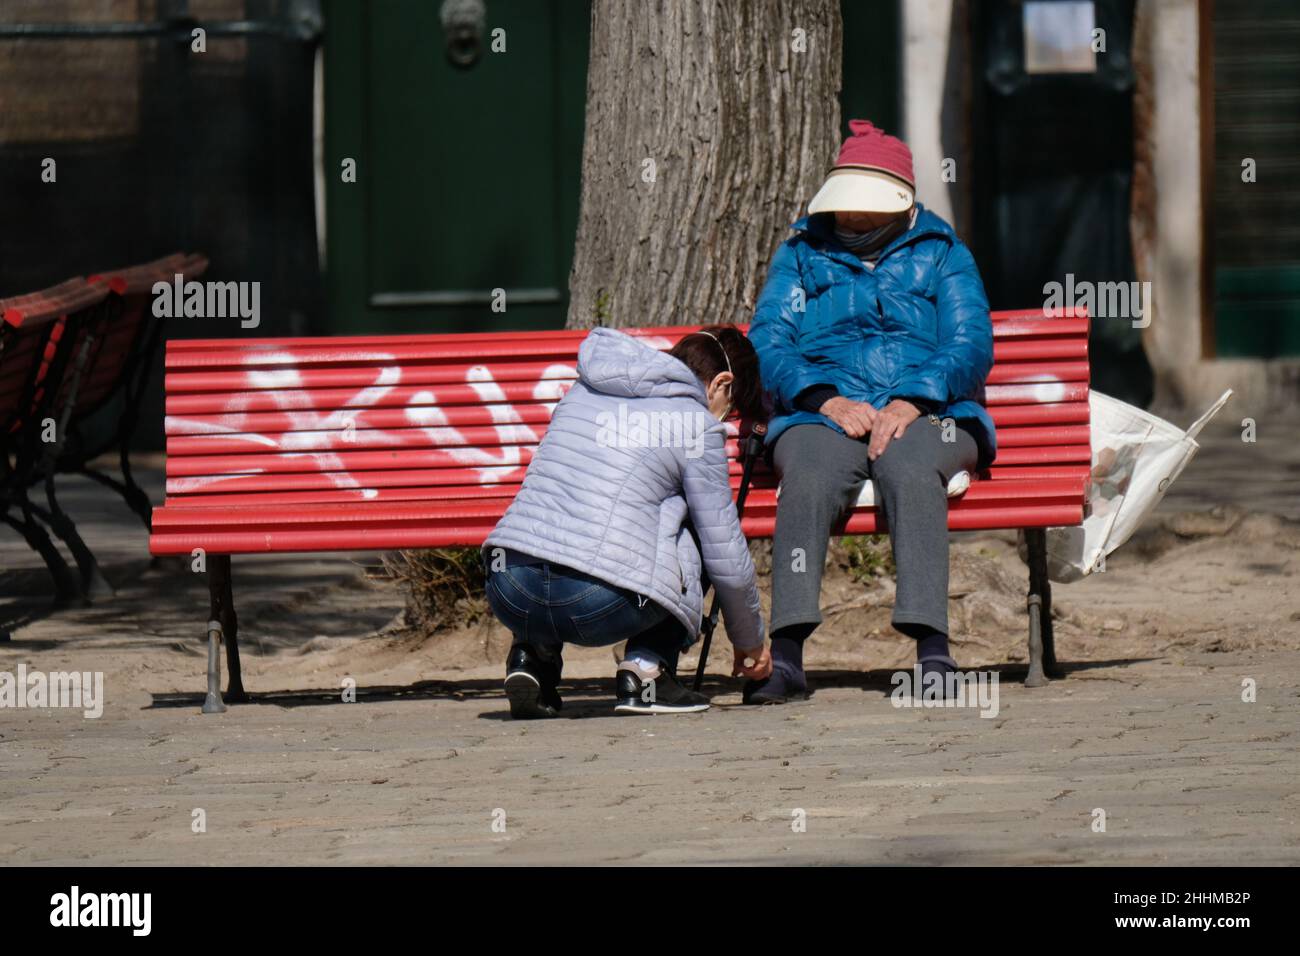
[{"xmin": 834, "ymin": 215, "xmax": 904, "ymax": 250}]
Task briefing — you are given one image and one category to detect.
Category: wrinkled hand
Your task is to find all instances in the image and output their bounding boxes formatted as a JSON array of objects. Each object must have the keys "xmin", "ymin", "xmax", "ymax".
[
  {"xmin": 819, "ymin": 395, "xmax": 878, "ymax": 439},
  {"xmin": 733, "ymin": 644, "xmax": 773, "ymax": 680},
  {"xmin": 867, "ymin": 399, "xmax": 922, "ymax": 460}
]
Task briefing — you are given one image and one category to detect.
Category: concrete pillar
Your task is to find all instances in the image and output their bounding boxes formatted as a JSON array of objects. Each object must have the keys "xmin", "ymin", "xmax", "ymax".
[
  {"xmin": 902, "ymin": 0, "xmax": 971, "ymax": 236},
  {"xmin": 1145, "ymin": 0, "xmax": 1204, "ymax": 405}
]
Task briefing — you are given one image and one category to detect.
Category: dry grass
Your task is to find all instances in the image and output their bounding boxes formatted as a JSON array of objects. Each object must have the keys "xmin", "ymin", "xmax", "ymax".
[
  {"xmin": 381, "ymin": 547, "xmax": 488, "ymax": 634},
  {"xmin": 749, "ymin": 536, "xmax": 896, "ymax": 583},
  {"xmin": 838, "ymin": 534, "xmax": 896, "ymax": 582}
]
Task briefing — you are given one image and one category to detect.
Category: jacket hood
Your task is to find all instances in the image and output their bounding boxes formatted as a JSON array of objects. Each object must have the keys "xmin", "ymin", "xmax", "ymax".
[{"xmin": 576, "ymin": 327, "xmax": 709, "ymax": 404}]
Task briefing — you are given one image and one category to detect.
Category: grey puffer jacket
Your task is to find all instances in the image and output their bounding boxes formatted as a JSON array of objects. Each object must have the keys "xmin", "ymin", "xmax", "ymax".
[{"xmin": 483, "ymin": 328, "xmax": 765, "ymax": 651}]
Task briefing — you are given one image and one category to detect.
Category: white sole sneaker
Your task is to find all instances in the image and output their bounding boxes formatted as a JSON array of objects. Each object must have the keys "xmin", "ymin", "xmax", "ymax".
[
  {"xmin": 613, "ymin": 701, "xmax": 710, "ymax": 715},
  {"xmin": 504, "ymin": 671, "xmax": 558, "ymax": 719}
]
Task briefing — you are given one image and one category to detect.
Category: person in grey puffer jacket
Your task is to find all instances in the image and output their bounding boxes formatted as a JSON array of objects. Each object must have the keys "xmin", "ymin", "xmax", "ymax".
[{"xmin": 482, "ymin": 325, "xmax": 771, "ymax": 718}]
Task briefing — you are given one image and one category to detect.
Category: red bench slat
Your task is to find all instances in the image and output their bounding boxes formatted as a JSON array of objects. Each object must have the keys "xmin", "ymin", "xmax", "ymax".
[
  {"xmin": 164, "ymin": 420, "xmax": 1091, "ymax": 460},
  {"xmin": 157, "ymin": 313, "xmax": 1084, "ymax": 354},
  {"xmin": 165, "ymin": 401, "xmax": 561, "ymax": 436},
  {"xmin": 988, "ymin": 401, "xmax": 1089, "ymax": 426},
  {"xmin": 150, "ymin": 477, "xmax": 1091, "ymax": 530},
  {"xmin": 164, "ymin": 394, "xmax": 1090, "ymax": 439},
  {"xmin": 166, "ymin": 464, "xmax": 534, "ymax": 496},
  {"xmin": 984, "ymin": 381, "xmax": 1089, "ymax": 405},
  {"xmin": 984, "ymin": 360, "xmax": 1089, "ymax": 385},
  {"xmin": 161, "ymin": 464, "xmax": 1096, "ymax": 510},
  {"xmin": 165, "ymin": 446, "xmax": 536, "ymax": 478},
  {"xmin": 165, "ymin": 424, "xmax": 552, "ymax": 457},
  {"xmin": 164, "ymin": 360, "xmax": 578, "ymax": 393},
  {"xmin": 166, "ymin": 381, "xmax": 572, "ymax": 415},
  {"xmin": 150, "ymin": 503, "xmax": 1090, "ymax": 555},
  {"xmin": 148, "ymin": 477, "xmax": 1087, "ymax": 554},
  {"xmin": 1, "ymin": 278, "xmax": 108, "ymax": 329}
]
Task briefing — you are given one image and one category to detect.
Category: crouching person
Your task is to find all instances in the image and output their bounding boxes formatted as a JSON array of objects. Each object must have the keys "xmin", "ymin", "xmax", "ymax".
[{"xmin": 482, "ymin": 325, "xmax": 772, "ymax": 719}]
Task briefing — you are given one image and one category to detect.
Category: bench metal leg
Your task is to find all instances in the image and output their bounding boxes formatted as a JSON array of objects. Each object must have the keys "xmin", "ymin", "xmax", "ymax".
[
  {"xmin": 114, "ymin": 338, "xmax": 158, "ymax": 532},
  {"xmin": 4, "ymin": 505, "xmax": 81, "ymax": 606},
  {"xmin": 117, "ymin": 450, "xmax": 154, "ymax": 531},
  {"xmin": 1024, "ymin": 528, "xmax": 1062, "ymax": 686},
  {"xmin": 208, "ymin": 555, "xmax": 247, "ymax": 703},
  {"xmin": 42, "ymin": 472, "xmax": 114, "ymax": 602},
  {"xmin": 78, "ymin": 465, "xmax": 153, "ymax": 532},
  {"xmin": 34, "ymin": 320, "xmax": 114, "ymax": 603},
  {"xmin": 202, "ymin": 619, "xmax": 227, "ymax": 714}
]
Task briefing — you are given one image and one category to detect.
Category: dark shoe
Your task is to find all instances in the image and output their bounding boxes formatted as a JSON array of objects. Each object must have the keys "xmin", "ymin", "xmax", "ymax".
[
  {"xmin": 742, "ymin": 662, "xmax": 808, "ymax": 705},
  {"xmin": 614, "ymin": 665, "xmax": 710, "ymax": 715},
  {"xmin": 918, "ymin": 654, "xmax": 959, "ymax": 700},
  {"xmin": 504, "ymin": 644, "xmax": 562, "ymax": 719}
]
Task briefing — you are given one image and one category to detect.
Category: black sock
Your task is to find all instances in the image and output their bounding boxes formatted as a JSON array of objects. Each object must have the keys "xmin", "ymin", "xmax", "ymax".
[
  {"xmin": 913, "ymin": 628, "xmax": 950, "ymax": 663},
  {"xmin": 896, "ymin": 622, "xmax": 950, "ymax": 660},
  {"xmin": 770, "ymin": 623, "xmax": 815, "ymax": 673}
]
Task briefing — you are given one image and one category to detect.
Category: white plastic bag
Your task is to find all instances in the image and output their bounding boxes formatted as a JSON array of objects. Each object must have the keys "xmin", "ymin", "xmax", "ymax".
[{"xmin": 1023, "ymin": 388, "xmax": 1233, "ymax": 582}]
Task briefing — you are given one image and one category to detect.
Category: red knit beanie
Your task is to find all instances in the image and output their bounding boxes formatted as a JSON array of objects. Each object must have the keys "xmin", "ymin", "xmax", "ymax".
[{"xmin": 834, "ymin": 120, "xmax": 915, "ymax": 189}]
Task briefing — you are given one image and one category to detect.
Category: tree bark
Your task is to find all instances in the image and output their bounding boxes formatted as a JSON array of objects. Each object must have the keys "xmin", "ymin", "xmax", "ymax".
[{"xmin": 567, "ymin": 0, "xmax": 843, "ymax": 330}]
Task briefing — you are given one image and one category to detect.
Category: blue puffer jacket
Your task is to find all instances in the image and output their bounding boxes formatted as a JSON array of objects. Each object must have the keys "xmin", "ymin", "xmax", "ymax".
[{"xmin": 749, "ymin": 206, "xmax": 997, "ymax": 467}]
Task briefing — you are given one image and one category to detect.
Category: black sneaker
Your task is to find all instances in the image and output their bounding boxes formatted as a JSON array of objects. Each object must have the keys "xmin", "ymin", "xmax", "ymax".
[
  {"xmin": 614, "ymin": 663, "xmax": 710, "ymax": 715},
  {"xmin": 504, "ymin": 644, "xmax": 562, "ymax": 719}
]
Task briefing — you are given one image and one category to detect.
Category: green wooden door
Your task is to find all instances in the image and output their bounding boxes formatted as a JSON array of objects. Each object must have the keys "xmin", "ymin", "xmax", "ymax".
[{"xmin": 324, "ymin": 0, "xmax": 590, "ymax": 334}]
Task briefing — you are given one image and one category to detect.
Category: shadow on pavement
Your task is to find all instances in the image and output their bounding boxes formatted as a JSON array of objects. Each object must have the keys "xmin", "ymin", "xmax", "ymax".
[{"xmin": 146, "ymin": 657, "xmax": 1160, "ymax": 719}]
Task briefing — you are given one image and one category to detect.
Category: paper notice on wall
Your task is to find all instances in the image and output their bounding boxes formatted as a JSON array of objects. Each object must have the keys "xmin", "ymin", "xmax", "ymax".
[{"xmin": 1023, "ymin": 1, "xmax": 1098, "ymax": 74}]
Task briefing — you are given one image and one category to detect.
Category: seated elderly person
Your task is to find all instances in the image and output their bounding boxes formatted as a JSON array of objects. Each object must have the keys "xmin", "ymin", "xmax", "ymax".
[{"xmin": 746, "ymin": 119, "xmax": 996, "ymax": 704}]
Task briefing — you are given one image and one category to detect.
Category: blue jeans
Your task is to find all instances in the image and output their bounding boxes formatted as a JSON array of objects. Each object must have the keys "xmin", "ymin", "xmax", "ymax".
[{"xmin": 484, "ymin": 549, "xmax": 693, "ymax": 670}]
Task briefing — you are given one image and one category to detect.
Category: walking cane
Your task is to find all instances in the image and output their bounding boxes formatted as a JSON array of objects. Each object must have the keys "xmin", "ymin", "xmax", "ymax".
[{"xmin": 693, "ymin": 421, "xmax": 766, "ymax": 691}]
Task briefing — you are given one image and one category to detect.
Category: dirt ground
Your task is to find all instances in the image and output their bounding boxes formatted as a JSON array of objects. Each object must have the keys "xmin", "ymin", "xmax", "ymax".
[{"xmin": 1, "ymin": 411, "xmax": 1298, "ymax": 865}]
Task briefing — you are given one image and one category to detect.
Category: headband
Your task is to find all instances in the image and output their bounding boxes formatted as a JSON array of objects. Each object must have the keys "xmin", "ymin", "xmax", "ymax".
[{"xmin": 694, "ymin": 330, "xmax": 732, "ymax": 376}]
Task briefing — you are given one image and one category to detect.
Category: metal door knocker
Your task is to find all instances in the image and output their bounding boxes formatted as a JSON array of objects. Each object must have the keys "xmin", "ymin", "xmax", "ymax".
[{"xmin": 439, "ymin": 0, "xmax": 486, "ymax": 69}]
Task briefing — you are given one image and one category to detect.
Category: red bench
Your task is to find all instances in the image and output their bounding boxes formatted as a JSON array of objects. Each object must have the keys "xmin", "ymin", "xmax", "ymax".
[
  {"xmin": 78, "ymin": 253, "xmax": 209, "ymax": 531},
  {"xmin": 0, "ymin": 255, "xmax": 209, "ymax": 608},
  {"xmin": 1, "ymin": 278, "xmax": 113, "ymax": 604},
  {"xmin": 151, "ymin": 310, "xmax": 1090, "ymax": 711}
]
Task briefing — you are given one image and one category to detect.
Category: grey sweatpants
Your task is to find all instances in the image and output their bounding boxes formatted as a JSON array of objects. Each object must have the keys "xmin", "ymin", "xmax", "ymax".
[{"xmin": 770, "ymin": 420, "xmax": 979, "ymax": 637}]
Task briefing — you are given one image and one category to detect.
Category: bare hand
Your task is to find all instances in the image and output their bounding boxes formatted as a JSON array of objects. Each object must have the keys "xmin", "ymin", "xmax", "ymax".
[
  {"xmin": 867, "ymin": 399, "xmax": 922, "ymax": 460},
  {"xmin": 733, "ymin": 644, "xmax": 773, "ymax": 680},
  {"xmin": 819, "ymin": 396, "xmax": 878, "ymax": 438}
]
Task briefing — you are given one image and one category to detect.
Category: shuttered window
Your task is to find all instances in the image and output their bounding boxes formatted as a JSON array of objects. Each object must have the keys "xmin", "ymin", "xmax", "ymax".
[{"xmin": 1211, "ymin": 0, "xmax": 1300, "ymax": 357}]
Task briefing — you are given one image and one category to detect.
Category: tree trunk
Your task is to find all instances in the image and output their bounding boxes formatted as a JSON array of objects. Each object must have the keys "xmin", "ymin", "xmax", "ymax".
[{"xmin": 567, "ymin": 0, "xmax": 842, "ymax": 330}]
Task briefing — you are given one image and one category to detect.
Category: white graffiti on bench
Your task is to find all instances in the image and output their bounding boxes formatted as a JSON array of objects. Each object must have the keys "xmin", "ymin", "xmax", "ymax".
[{"xmin": 167, "ymin": 354, "xmax": 580, "ymax": 496}]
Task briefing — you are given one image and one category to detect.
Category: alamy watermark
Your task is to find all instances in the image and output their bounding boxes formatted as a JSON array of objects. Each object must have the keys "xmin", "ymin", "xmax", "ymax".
[
  {"xmin": 1043, "ymin": 273, "xmax": 1151, "ymax": 328},
  {"xmin": 49, "ymin": 886, "xmax": 150, "ymax": 936},
  {"xmin": 595, "ymin": 404, "xmax": 714, "ymax": 459},
  {"xmin": 891, "ymin": 666, "xmax": 999, "ymax": 718},
  {"xmin": 0, "ymin": 664, "xmax": 104, "ymax": 718},
  {"xmin": 152, "ymin": 272, "xmax": 260, "ymax": 328}
]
